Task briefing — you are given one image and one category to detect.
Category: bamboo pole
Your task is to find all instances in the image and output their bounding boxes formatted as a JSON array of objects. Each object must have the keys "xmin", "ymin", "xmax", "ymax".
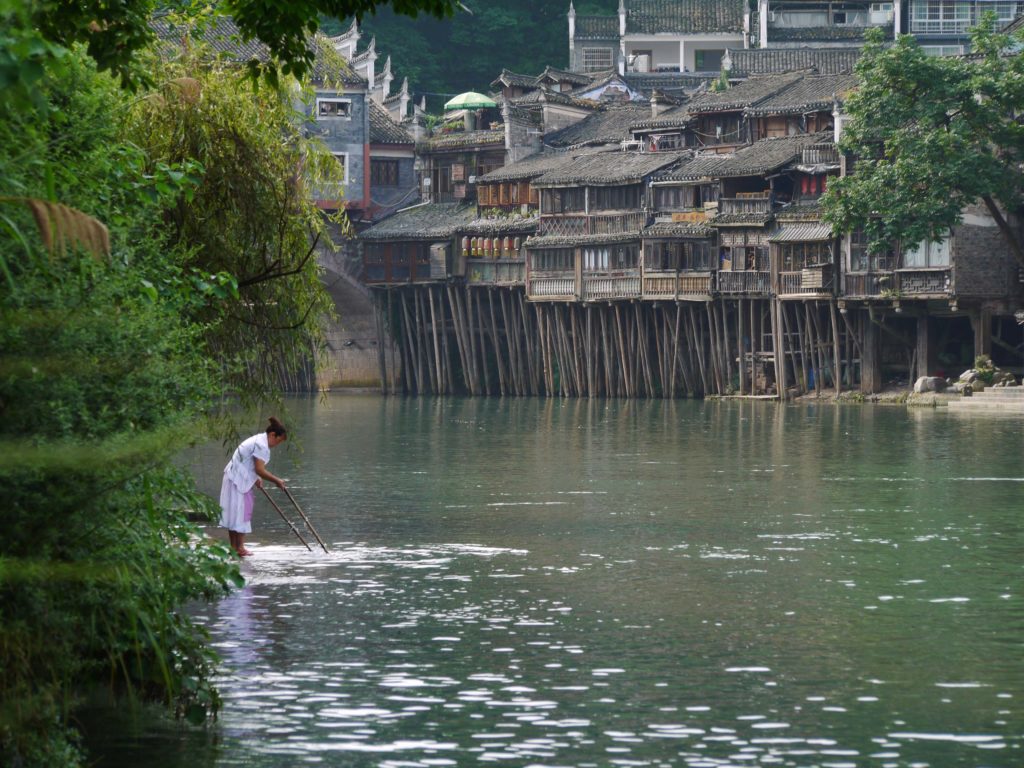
[
  {"xmin": 282, "ymin": 488, "xmax": 330, "ymax": 554},
  {"xmin": 259, "ymin": 486, "xmax": 312, "ymax": 551}
]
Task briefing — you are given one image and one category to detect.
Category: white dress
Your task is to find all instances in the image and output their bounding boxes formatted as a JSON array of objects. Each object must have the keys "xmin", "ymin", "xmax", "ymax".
[{"xmin": 219, "ymin": 433, "xmax": 271, "ymax": 533}]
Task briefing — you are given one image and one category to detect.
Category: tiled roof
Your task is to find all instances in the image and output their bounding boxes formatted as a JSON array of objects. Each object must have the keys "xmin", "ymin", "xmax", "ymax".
[
  {"xmin": 686, "ymin": 72, "xmax": 805, "ymax": 113},
  {"xmin": 626, "ymin": 0, "xmax": 746, "ymax": 35},
  {"xmin": 545, "ymin": 103, "xmax": 653, "ymax": 148},
  {"xmin": 631, "ymin": 103, "xmax": 692, "ymax": 131},
  {"xmin": 477, "ymin": 151, "xmax": 586, "ymax": 183},
  {"xmin": 575, "ymin": 15, "xmax": 619, "ymax": 40},
  {"xmin": 769, "ymin": 222, "xmax": 833, "ymax": 242},
  {"xmin": 745, "ymin": 73, "xmax": 858, "ymax": 116},
  {"xmin": 526, "ymin": 232, "xmax": 641, "ymax": 248},
  {"xmin": 491, "ymin": 69, "xmax": 537, "ymax": 89},
  {"xmin": 369, "ymin": 100, "xmax": 413, "ymax": 144},
  {"xmin": 712, "ymin": 212, "xmax": 773, "ymax": 226},
  {"xmin": 532, "ymin": 150, "xmax": 687, "ymax": 186},
  {"xmin": 540, "ymin": 89, "xmax": 601, "ymax": 109},
  {"xmin": 657, "ymin": 132, "xmax": 831, "ymax": 180},
  {"xmin": 424, "ymin": 128, "xmax": 505, "ymax": 151},
  {"xmin": 360, "ymin": 203, "xmax": 477, "ymax": 240},
  {"xmin": 462, "ymin": 215, "xmax": 540, "ymax": 236},
  {"xmin": 726, "ymin": 47, "xmax": 862, "ymax": 77},
  {"xmin": 775, "ymin": 200, "xmax": 824, "ymax": 221},
  {"xmin": 770, "ymin": 24, "xmax": 892, "ymax": 42},
  {"xmin": 622, "ymin": 72, "xmax": 716, "ymax": 96},
  {"xmin": 652, "ymin": 153, "xmax": 731, "ymax": 181},
  {"xmin": 536, "ymin": 66, "xmax": 591, "ymax": 86},
  {"xmin": 152, "ymin": 17, "xmax": 365, "ymax": 86},
  {"xmin": 642, "ymin": 221, "xmax": 715, "ymax": 237}
]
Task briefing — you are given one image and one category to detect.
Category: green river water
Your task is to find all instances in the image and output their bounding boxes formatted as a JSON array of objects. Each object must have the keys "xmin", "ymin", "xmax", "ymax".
[{"xmin": 85, "ymin": 395, "xmax": 1024, "ymax": 767}]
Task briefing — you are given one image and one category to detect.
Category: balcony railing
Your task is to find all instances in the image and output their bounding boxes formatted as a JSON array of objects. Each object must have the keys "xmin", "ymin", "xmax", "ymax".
[
  {"xmin": 642, "ymin": 271, "xmax": 715, "ymax": 300},
  {"xmin": 717, "ymin": 270, "xmax": 771, "ymax": 295},
  {"xmin": 466, "ymin": 258, "xmax": 526, "ymax": 286},
  {"xmin": 527, "ymin": 275, "xmax": 576, "ymax": 301},
  {"xmin": 538, "ymin": 211, "xmax": 648, "ymax": 238},
  {"xmin": 843, "ymin": 268, "xmax": 952, "ymax": 297},
  {"xmin": 778, "ymin": 264, "xmax": 834, "ymax": 296},
  {"xmin": 582, "ymin": 273, "xmax": 641, "ymax": 301},
  {"xmin": 717, "ymin": 196, "xmax": 772, "ymax": 216},
  {"xmin": 802, "ymin": 145, "xmax": 840, "ymax": 165},
  {"xmin": 897, "ymin": 268, "xmax": 952, "ymax": 296}
]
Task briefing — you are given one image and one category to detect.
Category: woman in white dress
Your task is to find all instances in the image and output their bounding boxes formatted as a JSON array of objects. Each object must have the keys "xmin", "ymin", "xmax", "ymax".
[{"xmin": 219, "ymin": 417, "xmax": 287, "ymax": 556}]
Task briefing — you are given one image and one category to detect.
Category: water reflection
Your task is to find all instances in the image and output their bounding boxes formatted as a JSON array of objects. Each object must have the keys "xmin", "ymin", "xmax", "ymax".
[{"xmin": 88, "ymin": 396, "xmax": 1024, "ymax": 767}]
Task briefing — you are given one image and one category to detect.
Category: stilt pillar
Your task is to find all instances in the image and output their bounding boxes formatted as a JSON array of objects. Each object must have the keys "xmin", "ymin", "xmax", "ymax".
[{"xmin": 862, "ymin": 309, "xmax": 881, "ymax": 394}]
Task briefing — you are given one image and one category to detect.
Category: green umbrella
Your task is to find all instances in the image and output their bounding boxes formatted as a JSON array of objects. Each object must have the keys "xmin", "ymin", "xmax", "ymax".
[{"xmin": 444, "ymin": 91, "xmax": 497, "ymax": 110}]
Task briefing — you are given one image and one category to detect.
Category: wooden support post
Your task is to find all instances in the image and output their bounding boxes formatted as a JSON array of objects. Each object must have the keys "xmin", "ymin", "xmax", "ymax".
[
  {"xmin": 862, "ymin": 309, "xmax": 881, "ymax": 393},
  {"xmin": 829, "ymin": 300, "xmax": 842, "ymax": 397}
]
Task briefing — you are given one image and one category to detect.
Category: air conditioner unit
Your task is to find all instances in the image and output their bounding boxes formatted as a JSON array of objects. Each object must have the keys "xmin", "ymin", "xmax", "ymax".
[
  {"xmin": 768, "ymin": 10, "xmax": 777, "ymax": 22},
  {"xmin": 468, "ymin": 175, "xmax": 477, "ymax": 184}
]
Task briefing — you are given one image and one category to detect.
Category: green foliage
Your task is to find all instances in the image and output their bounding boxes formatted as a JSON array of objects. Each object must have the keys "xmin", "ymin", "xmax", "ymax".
[
  {"xmin": 0, "ymin": 49, "xmax": 239, "ymax": 767},
  {"xmin": 822, "ymin": 24, "xmax": 1024, "ymax": 260},
  {"xmin": 126, "ymin": 35, "xmax": 345, "ymax": 407},
  {"xmin": 974, "ymin": 354, "xmax": 996, "ymax": 385},
  {"xmin": 322, "ymin": 0, "xmax": 571, "ymax": 105},
  {"xmin": 12, "ymin": 0, "xmax": 460, "ymax": 92}
]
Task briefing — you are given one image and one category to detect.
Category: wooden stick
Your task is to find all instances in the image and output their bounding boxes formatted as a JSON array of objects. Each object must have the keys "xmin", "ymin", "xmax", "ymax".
[
  {"xmin": 282, "ymin": 487, "xmax": 329, "ymax": 553},
  {"xmin": 259, "ymin": 485, "xmax": 312, "ymax": 552}
]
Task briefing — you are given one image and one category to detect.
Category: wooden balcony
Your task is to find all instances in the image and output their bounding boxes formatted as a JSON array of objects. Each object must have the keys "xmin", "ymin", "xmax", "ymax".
[
  {"xmin": 466, "ymin": 258, "xmax": 526, "ymax": 286},
  {"xmin": 538, "ymin": 211, "xmax": 648, "ymax": 238},
  {"xmin": 642, "ymin": 271, "xmax": 715, "ymax": 300},
  {"xmin": 718, "ymin": 196, "xmax": 772, "ymax": 216},
  {"xmin": 527, "ymin": 274, "xmax": 576, "ymax": 301},
  {"xmin": 778, "ymin": 264, "xmax": 834, "ymax": 298},
  {"xmin": 896, "ymin": 268, "xmax": 953, "ymax": 297},
  {"xmin": 582, "ymin": 272, "xmax": 641, "ymax": 301},
  {"xmin": 843, "ymin": 269, "xmax": 951, "ymax": 298},
  {"xmin": 717, "ymin": 270, "xmax": 771, "ymax": 295}
]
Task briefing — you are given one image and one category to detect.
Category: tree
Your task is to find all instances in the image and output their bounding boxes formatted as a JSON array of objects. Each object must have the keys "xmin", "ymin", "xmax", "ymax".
[
  {"xmin": 3, "ymin": 0, "xmax": 461, "ymax": 102},
  {"xmin": 127, "ymin": 34, "xmax": 348, "ymax": 408},
  {"xmin": 822, "ymin": 24, "xmax": 1024, "ymax": 265}
]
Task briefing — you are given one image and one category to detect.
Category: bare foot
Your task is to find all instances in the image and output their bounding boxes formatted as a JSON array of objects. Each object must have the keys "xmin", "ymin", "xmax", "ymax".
[{"xmin": 237, "ymin": 547, "xmax": 253, "ymax": 557}]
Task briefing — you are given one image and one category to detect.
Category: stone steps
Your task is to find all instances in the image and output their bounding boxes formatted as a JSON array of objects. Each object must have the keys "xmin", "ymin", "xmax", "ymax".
[{"xmin": 946, "ymin": 386, "xmax": 1024, "ymax": 414}]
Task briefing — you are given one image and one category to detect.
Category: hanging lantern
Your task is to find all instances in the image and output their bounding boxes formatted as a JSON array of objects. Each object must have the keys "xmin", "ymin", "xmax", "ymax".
[
  {"xmin": 461, "ymin": 236, "xmax": 469, "ymax": 257},
  {"xmin": 513, "ymin": 237, "xmax": 521, "ymax": 254}
]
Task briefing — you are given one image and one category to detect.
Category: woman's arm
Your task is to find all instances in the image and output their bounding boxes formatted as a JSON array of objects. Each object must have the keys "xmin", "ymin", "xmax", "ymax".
[{"xmin": 253, "ymin": 458, "xmax": 285, "ymax": 489}]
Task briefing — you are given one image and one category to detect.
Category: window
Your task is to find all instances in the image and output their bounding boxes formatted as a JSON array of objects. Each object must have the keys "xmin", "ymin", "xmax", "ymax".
[
  {"xmin": 922, "ymin": 44, "xmax": 966, "ymax": 56},
  {"xmin": 582, "ymin": 244, "xmax": 639, "ymax": 272},
  {"xmin": 902, "ymin": 236, "xmax": 951, "ymax": 267},
  {"xmin": 331, "ymin": 152, "xmax": 348, "ymax": 184},
  {"xmin": 911, "ymin": 0, "xmax": 971, "ymax": 34},
  {"xmin": 850, "ymin": 229, "xmax": 896, "ymax": 272},
  {"xmin": 317, "ymin": 98, "xmax": 352, "ymax": 119},
  {"xmin": 778, "ymin": 242, "xmax": 833, "ymax": 271},
  {"xmin": 694, "ymin": 50, "xmax": 724, "ymax": 72},
  {"xmin": 532, "ymin": 249, "xmax": 574, "ymax": 271},
  {"xmin": 542, "ymin": 188, "xmax": 585, "ymax": 213},
  {"xmin": 582, "ymin": 47, "xmax": 613, "ymax": 73},
  {"xmin": 591, "ymin": 185, "xmax": 642, "ymax": 211},
  {"xmin": 371, "ymin": 158, "xmax": 399, "ymax": 187}
]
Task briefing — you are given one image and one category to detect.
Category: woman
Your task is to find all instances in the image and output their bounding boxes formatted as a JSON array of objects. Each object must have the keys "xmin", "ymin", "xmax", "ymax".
[{"xmin": 220, "ymin": 417, "xmax": 288, "ymax": 556}]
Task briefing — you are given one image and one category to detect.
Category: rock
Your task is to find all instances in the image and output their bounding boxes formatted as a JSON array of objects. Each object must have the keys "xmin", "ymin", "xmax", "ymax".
[
  {"xmin": 970, "ymin": 379, "xmax": 987, "ymax": 392},
  {"xmin": 914, "ymin": 376, "xmax": 947, "ymax": 393},
  {"xmin": 959, "ymin": 369, "xmax": 979, "ymax": 383}
]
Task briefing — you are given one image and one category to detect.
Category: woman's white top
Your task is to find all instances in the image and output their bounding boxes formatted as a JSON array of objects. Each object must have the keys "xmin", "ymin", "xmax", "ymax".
[{"xmin": 223, "ymin": 433, "xmax": 270, "ymax": 492}]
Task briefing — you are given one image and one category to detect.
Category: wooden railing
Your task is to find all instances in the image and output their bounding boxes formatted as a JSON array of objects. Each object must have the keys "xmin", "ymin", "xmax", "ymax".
[
  {"xmin": 539, "ymin": 211, "xmax": 647, "ymax": 238},
  {"xmin": 466, "ymin": 259, "xmax": 526, "ymax": 286},
  {"xmin": 802, "ymin": 146, "xmax": 839, "ymax": 165},
  {"xmin": 528, "ymin": 275, "xmax": 576, "ymax": 301},
  {"xmin": 642, "ymin": 271, "xmax": 715, "ymax": 300},
  {"xmin": 582, "ymin": 273, "xmax": 641, "ymax": 301},
  {"xmin": 718, "ymin": 196, "xmax": 771, "ymax": 216},
  {"xmin": 778, "ymin": 264, "xmax": 834, "ymax": 296},
  {"xmin": 717, "ymin": 270, "xmax": 770, "ymax": 295},
  {"xmin": 896, "ymin": 268, "xmax": 952, "ymax": 296}
]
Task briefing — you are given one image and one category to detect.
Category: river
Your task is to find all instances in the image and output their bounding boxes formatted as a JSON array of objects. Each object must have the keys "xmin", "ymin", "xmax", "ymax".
[{"xmin": 85, "ymin": 395, "xmax": 1024, "ymax": 767}]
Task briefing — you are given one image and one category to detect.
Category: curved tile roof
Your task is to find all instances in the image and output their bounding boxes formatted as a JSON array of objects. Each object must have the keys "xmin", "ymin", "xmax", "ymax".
[
  {"xmin": 656, "ymin": 132, "xmax": 832, "ymax": 181},
  {"xmin": 745, "ymin": 73, "xmax": 858, "ymax": 116},
  {"xmin": 360, "ymin": 203, "xmax": 476, "ymax": 240},
  {"xmin": 626, "ymin": 0, "xmax": 746, "ymax": 35},
  {"xmin": 726, "ymin": 47, "xmax": 862, "ymax": 77},
  {"xmin": 545, "ymin": 103, "xmax": 653, "ymax": 148},
  {"xmin": 369, "ymin": 100, "xmax": 413, "ymax": 144},
  {"xmin": 526, "ymin": 232, "xmax": 641, "ymax": 248},
  {"xmin": 642, "ymin": 221, "xmax": 715, "ymax": 237},
  {"xmin": 424, "ymin": 128, "xmax": 505, "ymax": 151},
  {"xmin": 575, "ymin": 15, "xmax": 620, "ymax": 40},
  {"xmin": 686, "ymin": 72, "xmax": 804, "ymax": 113},
  {"xmin": 532, "ymin": 149, "xmax": 688, "ymax": 186}
]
